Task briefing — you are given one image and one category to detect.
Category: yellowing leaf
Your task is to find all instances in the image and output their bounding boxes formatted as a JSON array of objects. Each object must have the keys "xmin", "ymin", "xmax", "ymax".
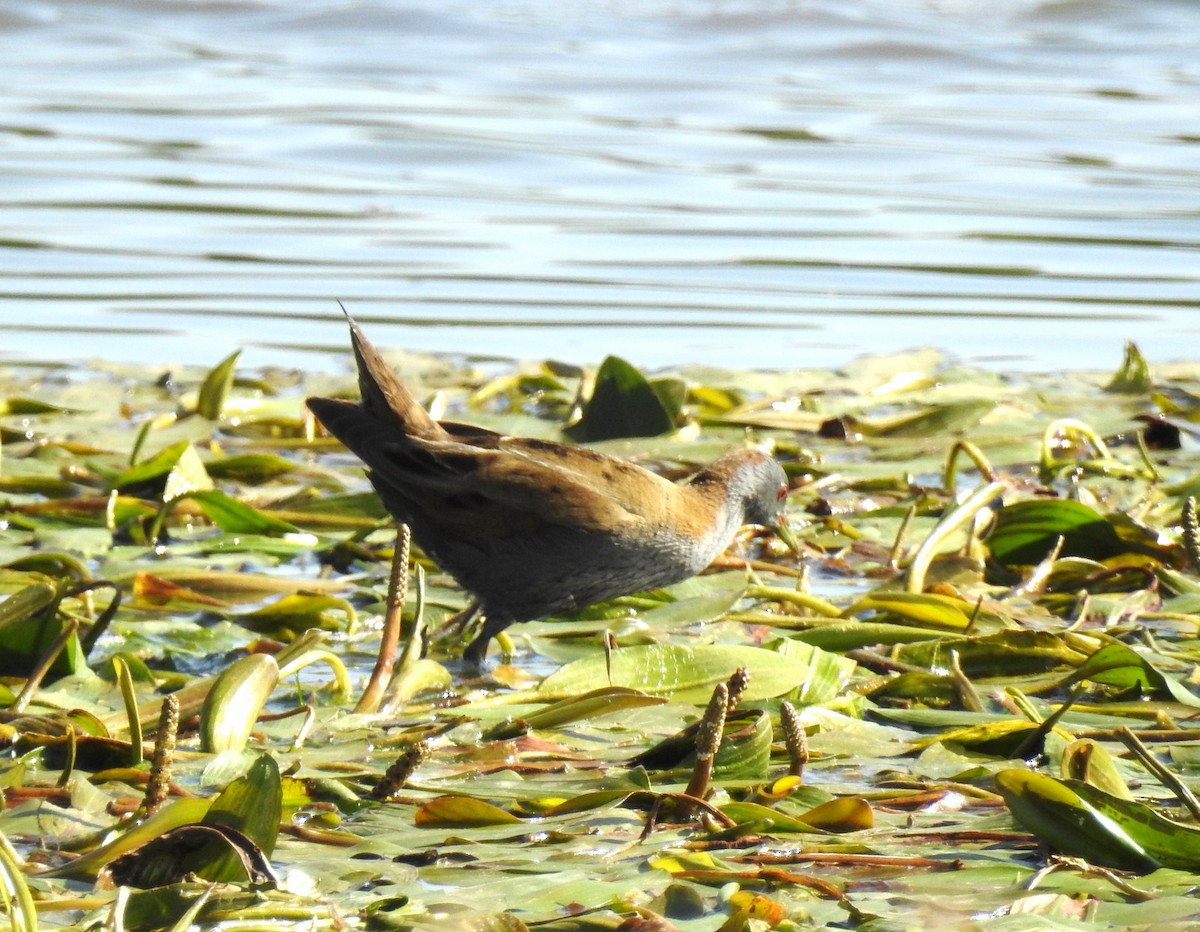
[
  {"xmin": 846, "ymin": 591, "xmax": 974, "ymax": 630},
  {"xmin": 413, "ymin": 796, "xmax": 523, "ymax": 827},
  {"xmin": 798, "ymin": 797, "xmax": 874, "ymax": 833},
  {"xmin": 200, "ymin": 653, "xmax": 280, "ymax": 754}
]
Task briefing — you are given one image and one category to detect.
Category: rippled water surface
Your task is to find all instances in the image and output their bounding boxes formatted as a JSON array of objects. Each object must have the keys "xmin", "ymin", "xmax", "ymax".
[{"xmin": 2, "ymin": 0, "xmax": 1197, "ymax": 373}]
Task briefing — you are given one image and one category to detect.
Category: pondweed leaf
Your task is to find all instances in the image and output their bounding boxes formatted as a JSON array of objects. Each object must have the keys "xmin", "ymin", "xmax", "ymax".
[
  {"xmin": 44, "ymin": 797, "xmax": 215, "ymax": 880},
  {"xmin": 539, "ymin": 643, "xmax": 808, "ymax": 703},
  {"xmin": 200, "ymin": 753, "xmax": 283, "ymax": 881},
  {"xmin": 996, "ymin": 769, "xmax": 1159, "ymax": 873},
  {"xmin": 1060, "ymin": 738, "xmax": 1134, "ymax": 800},
  {"xmin": 6, "ymin": 347, "xmax": 1200, "ymax": 928},
  {"xmin": 188, "ymin": 489, "xmax": 302, "ymax": 535},
  {"xmin": 196, "ymin": 349, "xmax": 242, "ymax": 421},
  {"xmin": 110, "ymin": 440, "xmax": 212, "ymax": 498},
  {"xmin": 1067, "ymin": 641, "xmax": 1200, "ymax": 707},
  {"xmin": 987, "ymin": 499, "xmax": 1169, "ymax": 565},
  {"xmin": 205, "ymin": 452, "xmax": 297, "ymax": 484},
  {"xmin": 1067, "ymin": 779, "xmax": 1200, "ymax": 871},
  {"xmin": 199, "ymin": 653, "xmax": 280, "ymax": 753},
  {"xmin": 845, "ymin": 591, "xmax": 976, "ymax": 630},
  {"xmin": 1105, "ymin": 341, "xmax": 1153, "ymax": 394},
  {"xmin": 564, "ymin": 355, "xmax": 677, "ymax": 442},
  {"xmin": 414, "ymin": 796, "xmax": 524, "ymax": 827}
]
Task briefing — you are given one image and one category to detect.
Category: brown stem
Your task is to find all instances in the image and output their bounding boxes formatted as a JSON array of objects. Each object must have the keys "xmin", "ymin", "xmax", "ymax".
[
  {"xmin": 356, "ymin": 524, "xmax": 411, "ymax": 714},
  {"xmin": 683, "ymin": 684, "xmax": 728, "ymax": 803}
]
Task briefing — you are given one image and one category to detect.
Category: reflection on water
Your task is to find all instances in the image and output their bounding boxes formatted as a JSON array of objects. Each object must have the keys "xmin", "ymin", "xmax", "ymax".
[{"xmin": 0, "ymin": 0, "xmax": 1197, "ymax": 373}]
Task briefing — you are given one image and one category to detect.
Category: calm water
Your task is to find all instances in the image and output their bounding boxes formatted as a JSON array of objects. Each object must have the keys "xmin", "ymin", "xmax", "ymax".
[{"xmin": 1, "ymin": 0, "xmax": 1197, "ymax": 374}]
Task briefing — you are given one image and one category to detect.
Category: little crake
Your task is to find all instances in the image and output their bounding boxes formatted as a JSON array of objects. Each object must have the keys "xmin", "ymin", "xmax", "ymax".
[{"xmin": 307, "ymin": 316, "xmax": 793, "ymax": 666}]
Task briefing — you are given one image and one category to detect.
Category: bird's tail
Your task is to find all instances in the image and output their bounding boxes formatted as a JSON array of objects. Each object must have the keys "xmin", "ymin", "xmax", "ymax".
[{"xmin": 333, "ymin": 308, "xmax": 446, "ymax": 439}]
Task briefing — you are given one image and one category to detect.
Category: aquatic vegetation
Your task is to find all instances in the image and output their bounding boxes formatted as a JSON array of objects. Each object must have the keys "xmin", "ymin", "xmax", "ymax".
[{"xmin": 3, "ymin": 342, "xmax": 1200, "ymax": 929}]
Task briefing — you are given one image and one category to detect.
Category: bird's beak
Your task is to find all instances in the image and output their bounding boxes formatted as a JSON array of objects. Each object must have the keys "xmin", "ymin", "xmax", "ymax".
[{"xmin": 775, "ymin": 514, "xmax": 801, "ymax": 555}]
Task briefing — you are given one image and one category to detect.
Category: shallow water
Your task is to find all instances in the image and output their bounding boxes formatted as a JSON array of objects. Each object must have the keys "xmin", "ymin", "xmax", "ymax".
[{"xmin": 1, "ymin": 0, "xmax": 1197, "ymax": 374}]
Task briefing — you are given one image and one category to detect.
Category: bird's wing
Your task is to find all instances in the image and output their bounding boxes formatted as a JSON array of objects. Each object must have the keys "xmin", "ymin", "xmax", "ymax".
[
  {"xmin": 308, "ymin": 398, "xmax": 678, "ymax": 531},
  {"xmin": 376, "ymin": 431, "xmax": 685, "ymax": 531}
]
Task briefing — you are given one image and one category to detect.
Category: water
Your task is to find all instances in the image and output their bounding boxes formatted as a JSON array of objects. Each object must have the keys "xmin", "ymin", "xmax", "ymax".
[{"xmin": 1, "ymin": 0, "xmax": 1197, "ymax": 374}]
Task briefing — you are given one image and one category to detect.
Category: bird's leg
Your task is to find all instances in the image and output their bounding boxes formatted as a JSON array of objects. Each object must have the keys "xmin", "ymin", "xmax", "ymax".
[{"xmin": 462, "ymin": 612, "xmax": 513, "ymax": 669}]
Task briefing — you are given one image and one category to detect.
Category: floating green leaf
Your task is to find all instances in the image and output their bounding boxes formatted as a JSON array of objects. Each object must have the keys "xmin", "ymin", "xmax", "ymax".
[
  {"xmin": 111, "ymin": 440, "xmax": 213, "ymax": 499},
  {"xmin": 188, "ymin": 489, "xmax": 302, "ymax": 536},
  {"xmin": 43, "ymin": 797, "xmax": 214, "ymax": 880},
  {"xmin": 205, "ymin": 452, "xmax": 297, "ymax": 483},
  {"xmin": 504, "ymin": 686, "xmax": 666, "ymax": 733},
  {"xmin": 1105, "ymin": 341, "xmax": 1152, "ymax": 394},
  {"xmin": 1060, "ymin": 739, "xmax": 1133, "ymax": 800},
  {"xmin": 1067, "ymin": 642, "xmax": 1200, "ymax": 707},
  {"xmin": 996, "ymin": 769, "xmax": 1159, "ymax": 873},
  {"xmin": 238, "ymin": 591, "xmax": 356, "ymax": 635},
  {"xmin": 718, "ymin": 800, "xmax": 825, "ymax": 834},
  {"xmin": 987, "ymin": 499, "xmax": 1128, "ymax": 564},
  {"xmin": 846, "ymin": 591, "xmax": 974, "ymax": 630},
  {"xmin": 861, "ymin": 400, "xmax": 994, "ymax": 438},
  {"xmin": 539, "ymin": 643, "xmax": 808, "ymax": 704},
  {"xmin": 564, "ymin": 355, "xmax": 676, "ymax": 442},
  {"xmin": 1068, "ymin": 779, "xmax": 1200, "ymax": 870},
  {"xmin": 199, "ymin": 754, "xmax": 283, "ymax": 881},
  {"xmin": 0, "ymin": 580, "xmax": 85, "ymax": 676},
  {"xmin": 197, "ymin": 349, "xmax": 242, "ymax": 420},
  {"xmin": 0, "ymin": 579, "xmax": 57, "ymax": 630}
]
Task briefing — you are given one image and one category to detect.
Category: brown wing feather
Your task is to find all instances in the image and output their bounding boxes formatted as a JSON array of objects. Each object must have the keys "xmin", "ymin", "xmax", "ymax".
[
  {"xmin": 306, "ymin": 397, "xmax": 661, "ymax": 532},
  {"xmin": 374, "ymin": 435, "xmax": 661, "ymax": 532},
  {"xmin": 309, "ymin": 313, "xmax": 693, "ymax": 534}
]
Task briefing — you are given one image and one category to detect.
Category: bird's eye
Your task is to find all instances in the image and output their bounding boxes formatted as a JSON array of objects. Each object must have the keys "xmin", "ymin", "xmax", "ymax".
[{"xmin": 777, "ymin": 485, "xmax": 788, "ymax": 502}]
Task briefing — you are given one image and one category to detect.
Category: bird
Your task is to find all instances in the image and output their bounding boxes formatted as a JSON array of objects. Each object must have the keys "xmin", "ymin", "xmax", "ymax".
[{"xmin": 306, "ymin": 314, "xmax": 794, "ymax": 667}]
